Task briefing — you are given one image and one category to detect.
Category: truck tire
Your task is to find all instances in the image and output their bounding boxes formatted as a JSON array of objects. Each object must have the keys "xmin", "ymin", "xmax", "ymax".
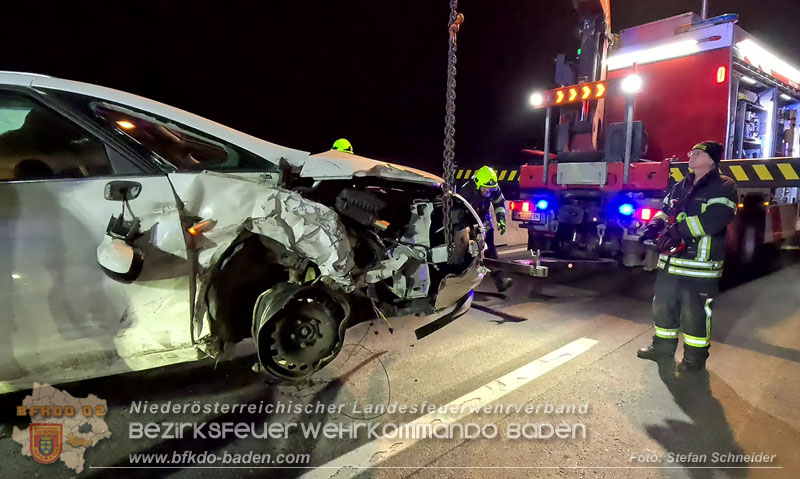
[{"xmin": 527, "ymin": 229, "xmax": 550, "ymax": 253}]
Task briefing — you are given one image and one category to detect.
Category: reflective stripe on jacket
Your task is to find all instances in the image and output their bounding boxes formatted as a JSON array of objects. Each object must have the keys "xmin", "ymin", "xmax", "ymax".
[{"xmin": 655, "ymin": 169, "xmax": 737, "ymax": 278}]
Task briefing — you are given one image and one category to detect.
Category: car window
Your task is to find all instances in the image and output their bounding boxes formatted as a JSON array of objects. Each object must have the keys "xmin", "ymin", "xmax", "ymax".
[
  {"xmin": 48, "ymin": 90, "xmax": 279, "ymax": 173},
  {"xmin": 92, "ymin": 102, "xmax": 238, "ymax": 170},
  {"xmin": 0, "ymin": 91, "xmax": 113, "ymax": 181}
]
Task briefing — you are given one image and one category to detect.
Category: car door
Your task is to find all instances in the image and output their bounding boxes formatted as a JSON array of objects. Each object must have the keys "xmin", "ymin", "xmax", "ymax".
[{"xmin": 0, "ymin": 88, "xmax": 193, "ymax": 391}]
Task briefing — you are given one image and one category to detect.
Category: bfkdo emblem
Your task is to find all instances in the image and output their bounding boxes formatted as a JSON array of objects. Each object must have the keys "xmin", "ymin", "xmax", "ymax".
[{"xmin": 30, "ymin": 423, "xmax": 63, "ymax": 464}]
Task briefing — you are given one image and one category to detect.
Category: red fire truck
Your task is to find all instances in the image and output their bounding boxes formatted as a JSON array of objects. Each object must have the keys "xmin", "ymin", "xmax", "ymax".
[{"xmin": 495, "ymin": 2, "xmax": 800, "ymax": 269}]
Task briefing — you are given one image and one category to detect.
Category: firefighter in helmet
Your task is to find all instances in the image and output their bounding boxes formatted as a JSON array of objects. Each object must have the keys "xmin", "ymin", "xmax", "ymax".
[
  {"xmin": 458, "ymin": 165, "xmax": 513, "ymax": 292},
  {"xmin": 638, "ymin": 141, "xmax": 737, "ymax": 372},
  {"xmin": 332, "ymin": 138, "xmax": 354, "ymax": 154}
]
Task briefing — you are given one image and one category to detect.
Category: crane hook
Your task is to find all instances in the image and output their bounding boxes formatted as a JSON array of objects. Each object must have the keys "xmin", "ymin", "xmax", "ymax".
[{"xmin": 449, "ymin": 13, "xmax": 464, "ymax": 45}]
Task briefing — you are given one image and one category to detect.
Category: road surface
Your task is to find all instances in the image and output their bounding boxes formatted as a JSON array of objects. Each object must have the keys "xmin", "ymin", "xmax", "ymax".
[{"xmin": 1, "ymin": 250, "xmax": 798, "ymax": 479}]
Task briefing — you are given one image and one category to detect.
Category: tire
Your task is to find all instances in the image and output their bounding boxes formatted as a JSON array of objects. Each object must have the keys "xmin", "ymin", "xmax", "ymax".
[{"xmin": 527, "ymin": 230, "xmax": 550, "ymax": 253}]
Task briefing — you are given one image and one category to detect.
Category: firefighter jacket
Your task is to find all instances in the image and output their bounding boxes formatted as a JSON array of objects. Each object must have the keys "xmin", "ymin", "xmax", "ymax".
[
  {"xmin": 654, "ymin": 169, "xmax": 738, "ymax": 279},
  {"xmin": 458, "ymin": 180, "xmax": 506, "ymax": 227}
]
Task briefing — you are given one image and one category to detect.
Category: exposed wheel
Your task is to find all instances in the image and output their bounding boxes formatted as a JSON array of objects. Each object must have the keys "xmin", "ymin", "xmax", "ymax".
[{"xmin": 253, "ymin": 284, "xmax": 349, "ymax": 382}]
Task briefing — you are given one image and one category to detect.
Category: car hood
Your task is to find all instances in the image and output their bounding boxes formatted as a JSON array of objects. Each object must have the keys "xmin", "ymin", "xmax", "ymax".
[{"xmin": 300, "ymin": 150, "xmax": 442, "ymax": 186}]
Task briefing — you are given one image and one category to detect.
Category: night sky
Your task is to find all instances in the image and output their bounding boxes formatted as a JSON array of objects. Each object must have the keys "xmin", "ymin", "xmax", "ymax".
[{"xmin": 4, "ymin": 1, "xmax": 800, "ymax": 173}]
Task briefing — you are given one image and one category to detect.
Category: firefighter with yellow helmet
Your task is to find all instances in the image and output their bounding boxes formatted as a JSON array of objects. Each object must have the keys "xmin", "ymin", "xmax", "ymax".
[
  {"xmin": 332, "ymin": 138, "xmax": 354, "ymax": 154},
  {"xmin": 458, "ymin": 166, "xmax": 513, "ymax": 292}
]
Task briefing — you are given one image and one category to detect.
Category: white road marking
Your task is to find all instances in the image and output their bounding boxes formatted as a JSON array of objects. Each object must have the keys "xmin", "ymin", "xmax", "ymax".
[{"xmin": 300, "ymin": 337, "xmax": 599, "ymax": 479}]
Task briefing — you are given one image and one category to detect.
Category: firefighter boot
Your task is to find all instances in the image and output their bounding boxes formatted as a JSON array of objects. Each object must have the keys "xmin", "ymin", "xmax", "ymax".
[
  {"xmin": 679, "ymin": 345, "xmax": 709, "ymax": 372},
  {"xmin": 497, "ymin": 277, "xmax": 513, "ymax": 292},
  {"xmin": 677, "ymin": 359, "xmax": 706, "ymax": 372},
  {"xmin": 637, "ymin": 338, "xmax": 677, "ymax": 361},
  {"xmin": 491, "ymin": 270, "xmax": 513, "ymax": 293}
]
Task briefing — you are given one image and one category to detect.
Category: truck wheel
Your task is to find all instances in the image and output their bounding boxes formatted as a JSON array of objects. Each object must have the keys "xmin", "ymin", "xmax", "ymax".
[
  {"xmin": 741, "ymin": 225, "xmax": 758, "ymax": 264},
  {"xmin": 527, "ymin": 230, "xmax": 549, "ymax": 253}
]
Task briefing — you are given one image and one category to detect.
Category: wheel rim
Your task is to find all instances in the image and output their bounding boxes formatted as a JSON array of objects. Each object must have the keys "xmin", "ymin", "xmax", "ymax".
[{"xmin": 259, "ymin": 291, "xmax": 344, "ymax": 380}]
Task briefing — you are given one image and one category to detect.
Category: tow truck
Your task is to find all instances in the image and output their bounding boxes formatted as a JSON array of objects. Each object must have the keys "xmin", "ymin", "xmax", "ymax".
[{"xmin": 463, "ymin": 0, "xmax": 800, "ymax": 273}]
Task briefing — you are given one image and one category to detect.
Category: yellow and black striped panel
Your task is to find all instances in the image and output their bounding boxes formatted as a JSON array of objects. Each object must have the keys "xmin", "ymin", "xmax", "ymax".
[
  {"xmin": 455, "ymin": 168, "xmax": 520, "ymax": 182},
  {"xmin": 671, "ymin": 158, "xmax": 800, "ymax": 188}
]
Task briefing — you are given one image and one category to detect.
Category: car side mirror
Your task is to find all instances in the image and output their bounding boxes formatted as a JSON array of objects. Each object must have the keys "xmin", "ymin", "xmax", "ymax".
[
  {"xmin": 97, "ymin": 236, "xmax": 143, "ymax": 282},
  {"xmin": 105, "ymin": 180, "xmax": 142, "ymax": 201}
]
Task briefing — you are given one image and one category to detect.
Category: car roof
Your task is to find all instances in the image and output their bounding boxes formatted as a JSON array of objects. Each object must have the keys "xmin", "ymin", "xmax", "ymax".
[{"xmin": 0, "ymin": 71, "xmax": 309, "ymax": 167}]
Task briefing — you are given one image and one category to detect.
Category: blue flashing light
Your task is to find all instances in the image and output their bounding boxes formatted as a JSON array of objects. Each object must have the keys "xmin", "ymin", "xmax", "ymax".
[
  {"xmin": 536, "ymin": 200, "xmax": 549, "ymax": 210},
  {"xmin": 618, "ymin": 203, "xmax": 635, "ymax": 216}
]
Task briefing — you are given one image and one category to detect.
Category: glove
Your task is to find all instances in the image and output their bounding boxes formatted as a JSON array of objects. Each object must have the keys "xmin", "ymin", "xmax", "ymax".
[
  {"xmin": 640, "ymin": 218, "xmax": 666, "ymax": 243},
  {"xmin": 498, "ymin": 219, "xmax": 506, "ymax": 235},
  {"xmin": 656, "ymin": 223, "xmax": 684, "ymax": 254}
]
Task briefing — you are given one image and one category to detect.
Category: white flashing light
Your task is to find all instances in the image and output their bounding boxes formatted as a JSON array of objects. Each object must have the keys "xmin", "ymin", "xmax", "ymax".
[
  {"xmin": 621, "ymin": 74, "xmax": 643, "ymax": 94},
  {"xmin": 740, "ymin": 75, "xmax": 757, "ymax": 85},
  {"xmin": 529, "ymin": 92, "xmax": 544, "ymax": 107},
  {"xmin": 763, "ymin": 98, "xmax": 774, "ymax": 159},
  {"xmin": 781, "ymin": 93, "xmax": 792, "ymax": 101},
  {"xmin": 736, "ymin": 39, "xmax": 800, "ymax": 85},
  {"xmin": 606, "ymin": 39, "xmax": 700, "ymax": 71}
]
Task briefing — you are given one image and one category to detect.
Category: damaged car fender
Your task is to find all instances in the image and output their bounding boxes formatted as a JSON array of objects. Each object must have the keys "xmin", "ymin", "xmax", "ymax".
[{"xmin": 166, "ymin": 171, "xmax": 356, "ymax": 291}]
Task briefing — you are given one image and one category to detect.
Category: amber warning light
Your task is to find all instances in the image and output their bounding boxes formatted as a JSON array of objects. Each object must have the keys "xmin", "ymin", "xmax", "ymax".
[
  {"xmin": 188, "ymin": 220, "xmax": 214, "ymax": 236},
  {"xmin": 534, "ymin": 80, "xmax": 608, "ymax": 109}
]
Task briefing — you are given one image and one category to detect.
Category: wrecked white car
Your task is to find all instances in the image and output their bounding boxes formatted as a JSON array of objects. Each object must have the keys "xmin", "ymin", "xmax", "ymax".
[{"xmin": 0, "ymin": 72, "xmax": 485, "ymax": 392}]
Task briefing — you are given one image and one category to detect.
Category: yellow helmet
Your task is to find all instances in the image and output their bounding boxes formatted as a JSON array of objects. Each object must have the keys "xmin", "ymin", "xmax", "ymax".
[
  {"xmin": 332, "ymin": 138, "xmax": 354, "ymax": 154},
  {"xmin": 473, "ymin": 165, "xmax": 498, "ymax": 188}
]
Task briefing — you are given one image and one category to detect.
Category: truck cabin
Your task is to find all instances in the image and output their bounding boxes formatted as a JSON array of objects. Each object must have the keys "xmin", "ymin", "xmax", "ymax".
[{"xmin": 605, "ymin": 12, "xmax": 800, "ymax": 164}]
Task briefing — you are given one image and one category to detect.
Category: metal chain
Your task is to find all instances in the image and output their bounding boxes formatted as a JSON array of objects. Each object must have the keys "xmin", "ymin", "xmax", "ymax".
[{"xmin": 442, "ymin": 1, "xmax": 461, "ymax": 252}]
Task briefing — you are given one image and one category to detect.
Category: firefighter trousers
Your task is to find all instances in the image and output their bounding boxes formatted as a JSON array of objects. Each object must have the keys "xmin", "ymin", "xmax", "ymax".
[
  {"xmin": 484, "ymin": 227, "xmax": 509, "ymax": 290},
  {"xmin": 651, "ymin": 270, "xmax": 718, "ymax": 363}
]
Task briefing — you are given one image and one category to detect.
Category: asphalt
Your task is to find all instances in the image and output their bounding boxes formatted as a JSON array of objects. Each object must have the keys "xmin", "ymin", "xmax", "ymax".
[{"xmin": 1, "ymin": 250, "xmax": 799, "ymax": 479}]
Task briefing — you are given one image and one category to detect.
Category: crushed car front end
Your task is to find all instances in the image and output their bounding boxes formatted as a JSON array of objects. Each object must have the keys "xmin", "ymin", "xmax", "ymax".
[{"xmin": 172, "ymin": 152, "xmax": 486, "ymax": 382}]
